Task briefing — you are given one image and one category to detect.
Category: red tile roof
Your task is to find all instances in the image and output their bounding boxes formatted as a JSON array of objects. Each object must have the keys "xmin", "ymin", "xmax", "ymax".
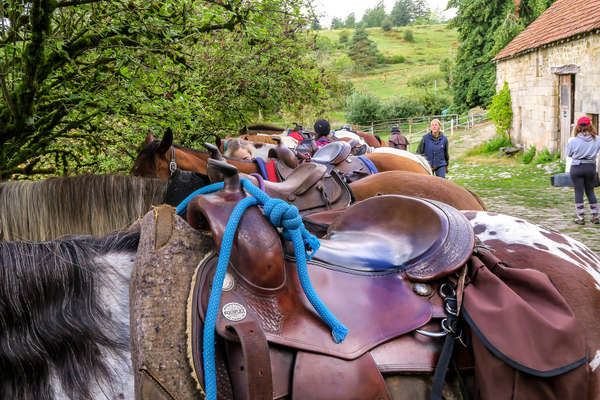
[{"xmin": 494, "ymin": 0, "xmax": 600, "ymax": 61}]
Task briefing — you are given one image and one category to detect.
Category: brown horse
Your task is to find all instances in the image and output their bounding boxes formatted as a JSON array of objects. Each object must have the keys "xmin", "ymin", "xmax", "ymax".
[
  {"xmin": 349, "ymin": 171, "xmax": 486, "ymax": 210},
  {"xmin": 356, "ymin": 129, "xmax": 387, "ymax": 147},
  {"xmin": 130, "ymin": 130, "xmax": 430, "ymax": 179}
]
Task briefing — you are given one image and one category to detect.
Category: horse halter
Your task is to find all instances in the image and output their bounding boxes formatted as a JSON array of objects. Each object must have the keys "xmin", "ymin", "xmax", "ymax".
[{"xmin": 169, "ymin": 146, "xmax": 177, "ymax": 175}]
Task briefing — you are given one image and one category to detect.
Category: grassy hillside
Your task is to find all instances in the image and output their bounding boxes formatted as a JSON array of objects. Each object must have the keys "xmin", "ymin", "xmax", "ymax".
[{"xmin": 318, "ymin": 25, "xmax": 458, "ymax": 100}]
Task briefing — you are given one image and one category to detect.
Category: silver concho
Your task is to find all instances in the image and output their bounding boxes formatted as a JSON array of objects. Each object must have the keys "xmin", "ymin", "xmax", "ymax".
[
  {"xmin": 222, "ymin": 302, "xmax": 247, "ymax": 321},
  {"xmin": 413, "ymin": 283, "xmax": 433, "ymax": 297},
  {"xmin": 222, "ymin": 273, "xmax": 235, "ymax": 292}
]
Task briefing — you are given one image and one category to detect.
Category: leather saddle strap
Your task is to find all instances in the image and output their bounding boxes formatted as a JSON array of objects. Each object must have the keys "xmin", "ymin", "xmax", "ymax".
[{"xmin": 225, "ymin": 320, "xmax": 273, "ymax": 400}]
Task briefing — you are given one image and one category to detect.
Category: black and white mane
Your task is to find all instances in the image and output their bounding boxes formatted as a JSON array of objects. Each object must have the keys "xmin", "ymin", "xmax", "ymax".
[{"xmin": 0, "ymin": 231, "xmax": 139, "ymax": 400}]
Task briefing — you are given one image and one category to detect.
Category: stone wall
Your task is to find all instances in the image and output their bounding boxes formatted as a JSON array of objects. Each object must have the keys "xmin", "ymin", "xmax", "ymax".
[{"xmin": 496, "ymin": 34, "xmax": 600, "ymax": 153}]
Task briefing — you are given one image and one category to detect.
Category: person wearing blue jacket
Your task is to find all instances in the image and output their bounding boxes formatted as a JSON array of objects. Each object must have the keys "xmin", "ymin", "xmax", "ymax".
[
  {"xmin": 417, "ymin": 119, "xmax": 449, "ymax": 178},
  {"xmin": 567, "ymin": 116, "xmax": 600, "ymax": 225}
]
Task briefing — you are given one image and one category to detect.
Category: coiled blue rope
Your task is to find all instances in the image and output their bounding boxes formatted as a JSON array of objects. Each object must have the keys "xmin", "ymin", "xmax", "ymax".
[{"xmin": 178, "ymin": 179, "xmax": 348, "ymax": 400}]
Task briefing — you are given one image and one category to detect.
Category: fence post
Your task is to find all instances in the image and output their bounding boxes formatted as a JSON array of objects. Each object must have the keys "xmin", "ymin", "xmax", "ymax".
[
  {"xmin": 471, "ymin": 114, "xmax": 475, "ymax": 128},
  {"xmin": 409, "ymin": 119, "xmax": 413, "ymax": 136},
  {"xmin": 451, "ymin": 119, "xmax": 454, "ymax": 136}
]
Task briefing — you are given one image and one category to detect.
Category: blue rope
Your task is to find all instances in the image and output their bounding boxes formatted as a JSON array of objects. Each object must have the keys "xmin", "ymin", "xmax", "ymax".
[
  {"xmin": 358, "ymin": 155, "xmax": 378, "ymax": 175},
  {"xmin": 175, "ymin": 182, "xmax": 224, "ymax": 216},
  {"xmin": 201, "ymin": 179, "xmax": 348, "ymax": 400}
]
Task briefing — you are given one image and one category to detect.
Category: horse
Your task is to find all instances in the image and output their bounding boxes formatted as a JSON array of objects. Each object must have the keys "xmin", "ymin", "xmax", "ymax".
[
  {"xmin": 1, "ymin": 199, "xmax": 599, "ymax": 399},
  {"xmin": 374, "ymin": 147, "xmax": 433, "ymax": 175},
  {"xmin": 0, "ymin": 174, "xmax": 167, "ymax": 242},
  {"xmin": 130, "ymin": 130, "xmax": 431, "ymax": 180},
  {"xmin": 349, "ymin": 171, "xmax": 486, "ymax": 210}
]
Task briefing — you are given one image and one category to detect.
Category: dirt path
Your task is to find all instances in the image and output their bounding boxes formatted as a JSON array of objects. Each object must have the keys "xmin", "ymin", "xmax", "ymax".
[{"xmin": 447, "ymin": 122, "xmax": 599, "ymax": 254}]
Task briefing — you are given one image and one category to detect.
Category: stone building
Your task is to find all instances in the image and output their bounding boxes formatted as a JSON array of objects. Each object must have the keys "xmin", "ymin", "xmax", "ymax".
[{"xmin": 494, "ymin": 0, "xmax": 600, "ymax": 157}]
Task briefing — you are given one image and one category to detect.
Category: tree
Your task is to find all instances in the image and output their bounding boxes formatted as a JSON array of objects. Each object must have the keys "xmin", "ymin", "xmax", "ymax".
[
  {"xmin": 412, "ymin": 0, "xmax": 430, "ymax": 21},
  {"xmin": 489, "ymin": 82, "xmax": 513, "ymax": 140},
  {"xmin": 331, "ymin": 17, "xmax": 345, "ymax": 30},
  {"xmin": 382, "ymin": 17, "xmax": 393, "ymax": 32},
  {"xmin": 344, "ymin": 13, "xmax": 356, "ymax": 28},
  {"xmin": 361, "ymin": 1, "xmax": 387, "ymax": 27},
  {"xmin": 311, "ymin": 18, "xmax": 322, "ymax": 30},
  {"xmin": 348, "ymin": 26, "xmax": 380, "ymax": 72},
  {"xmin": 448, "ymin": 0, "xmax": 555, "ymax": 109},
  {"xmin": 391, "ymin": 0, "xmax": 413, "ymax": 26},
  {"xmin": 0, "ymin": 0, "xmax": 340, "ymax": 178}
]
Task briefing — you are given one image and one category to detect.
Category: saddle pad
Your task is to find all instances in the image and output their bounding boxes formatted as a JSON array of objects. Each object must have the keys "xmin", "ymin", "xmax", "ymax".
[{"xmin": 195, "ymin": 256, "xmax": 432, "ymax": 360}]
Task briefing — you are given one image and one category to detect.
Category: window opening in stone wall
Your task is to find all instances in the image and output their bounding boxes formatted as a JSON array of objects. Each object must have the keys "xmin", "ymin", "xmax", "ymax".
[{"xmin": 591, "ymin": 114, "xmax": 598, "ymax": 130}]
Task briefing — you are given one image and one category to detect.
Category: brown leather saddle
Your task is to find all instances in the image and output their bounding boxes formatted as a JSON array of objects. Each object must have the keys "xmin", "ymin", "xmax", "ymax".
[
  {"xmin": 206, "ymin": 158, "xmax": 352, "ymax": 216},
  {"xmin": 185, "ymin": 165, "xmax": 475, "ymax": 399},
  {"xmin": 311, "ymin": 141, "xmax": 374, "ymax": 183}
]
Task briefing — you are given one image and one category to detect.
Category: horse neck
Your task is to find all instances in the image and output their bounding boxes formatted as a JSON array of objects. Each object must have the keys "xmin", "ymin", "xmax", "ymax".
[{"xmin": 177, "ymin": 147, "xmax": 258, "ymax": 175}]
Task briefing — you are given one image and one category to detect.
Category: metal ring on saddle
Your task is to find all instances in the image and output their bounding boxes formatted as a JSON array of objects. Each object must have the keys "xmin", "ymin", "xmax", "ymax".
[
  {"xmin": 416, "ymin": 327, "xmax": 447, "ymax": 338},
  {"xmin": 439, "ymin": 282, "xmax": 456, "ymax": 299}
]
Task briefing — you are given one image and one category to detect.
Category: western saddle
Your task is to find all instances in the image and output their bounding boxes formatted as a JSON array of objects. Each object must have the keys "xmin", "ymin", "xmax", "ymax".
[
  {"xmin": 179, "ymin": 162, "xmax": 475, "ymax": 399},
  {"xmin": 311, "ymin": 141, "xmax": 374, "ymax": 183}
]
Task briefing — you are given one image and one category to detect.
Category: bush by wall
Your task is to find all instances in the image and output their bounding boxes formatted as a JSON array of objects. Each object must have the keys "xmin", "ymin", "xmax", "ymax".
[
  {"xmin": 520, "ymin": 146, "xmax": 536, "ymax": 164},
  {"xmin": 489, "ymin": 82, "xmax": 513, "ymax": 140}
]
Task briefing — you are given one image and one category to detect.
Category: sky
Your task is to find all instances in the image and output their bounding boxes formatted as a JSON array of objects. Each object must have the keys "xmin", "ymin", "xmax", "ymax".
[{"xmin": 315, "ymin": 0, "xmax": 456, "ymax": 28}]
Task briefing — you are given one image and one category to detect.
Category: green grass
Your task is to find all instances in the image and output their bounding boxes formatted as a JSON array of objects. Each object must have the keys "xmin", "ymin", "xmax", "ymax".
[{"xmin": 320, "ymin": 25, "xmax": 458, "ymax": 100}]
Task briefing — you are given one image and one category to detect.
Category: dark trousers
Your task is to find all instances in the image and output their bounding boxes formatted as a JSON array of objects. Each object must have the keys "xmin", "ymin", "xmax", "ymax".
[
  {"xmin": 433, "ymin": 166, "xmax": 446, "ymax": 178},
  {"xmin": 570, "ymin": 163, "xmax": 598, "ymax": 208}
]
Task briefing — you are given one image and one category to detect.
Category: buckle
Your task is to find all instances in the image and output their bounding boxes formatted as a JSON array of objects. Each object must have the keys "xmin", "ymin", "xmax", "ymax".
[
  {"xmin": 169, "ymin": 161, "xmax": 177, "ymax": 174},
  {"xmin": 439, "ymin": 282, "xmax": 455, "ymax": 299}
]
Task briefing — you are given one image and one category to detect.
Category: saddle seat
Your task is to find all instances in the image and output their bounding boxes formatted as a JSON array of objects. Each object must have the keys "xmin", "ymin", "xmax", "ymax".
[
  {"xmin": 312, "ymin": 141, "xmax": 352, "ymax": 165},
  {"xmin": 311, "ymin": 195, "xmax": 474, "ymax": 281}
]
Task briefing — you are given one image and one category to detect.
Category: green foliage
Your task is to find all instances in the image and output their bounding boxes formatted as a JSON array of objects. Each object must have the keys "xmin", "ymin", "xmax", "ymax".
[
  {"xmin": 408, "ymin": 72, "xmax": 445, "ymax": 88},
  {"xmin": 534, "ymin": 148, "xmax": 560, "ymax": 164},
  {"xmin": 521, "ymin": 146, "xmax": 537, "ymax": 164},
  {"xmin": 489, "ymin": 82, "xmax": 513, "ymax": 139},
  {"xmin": 466, "ymin": 135, "xmax": 512, "ymax": 156},
  {"xmin": 311, "ymin": 18, "xmax": 322, "ymax": 30},
  {"xmin": 362, "ymin": 1, "xmax": 387, "ymax": 27},
  {"xmin": 382, "ymin": 17, "xmax": 393, "ymax": 32},
  {"xmin": 417, "ymin": 90, "xmax": 452, "ymax": 115},
  {"xmin": 348, "ymin": 26, "xmax": 381, "ymax": 72},
  {"xmin": 391, "ymin": 0, "xmax": 413, "ymax": 26},
  {"xmin": 404, "ymin": 29, "xmax": 415, "ymax": 42},
  {"xmin": 345, "ymin": 13, "xmax": 356, "ymax": 28},
  {"xmin": 449, "ymin": 0, "xmax": 555, "ymax": 109},
  {"xmin": 0, "ymin": 0, "xmax": 345, "ymax": 178},
  {"xmin": 331, "ymin": 17, "xmax": 345, "ymax": 30},
  {"xmin": 440, "ymin": 57, "xmax": 454, "ymax": 86},
  {"xmin": 378, "ymin": 96, "xmax": 427, "ymax": 119},
  {"xmin": 385, "ymin": 55, "xmax": 407, "ymax": 64},
  {"xmin": 339, "ymin": 31, "xmax": 350, "ymax": 45},
  {"xmin": 345, "ymin": 92, "xmax": 382, "ymax": 124}
]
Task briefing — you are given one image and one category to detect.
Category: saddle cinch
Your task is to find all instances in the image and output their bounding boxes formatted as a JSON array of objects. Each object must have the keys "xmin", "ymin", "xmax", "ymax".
[{"xmin": 181, "ymin": 168, "xmax": 475, "ymax": 399}]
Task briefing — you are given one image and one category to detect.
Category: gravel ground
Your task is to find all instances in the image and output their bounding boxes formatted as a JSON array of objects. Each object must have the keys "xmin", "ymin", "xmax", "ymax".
[{"xmin": 446, "ymin": 123, "xmax": 600, "ymax": 254}]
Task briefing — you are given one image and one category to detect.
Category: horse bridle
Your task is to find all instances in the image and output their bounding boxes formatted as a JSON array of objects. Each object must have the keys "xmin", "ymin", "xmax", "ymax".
[{"xmin": 169, "ymin": 145, "xmax": 177, "ymax": 176}]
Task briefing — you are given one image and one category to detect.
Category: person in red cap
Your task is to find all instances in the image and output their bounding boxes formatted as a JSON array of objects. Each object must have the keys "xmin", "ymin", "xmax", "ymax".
[{"xmin": 566, "ymin": 116, "xmax": 600, "ymax": 224}]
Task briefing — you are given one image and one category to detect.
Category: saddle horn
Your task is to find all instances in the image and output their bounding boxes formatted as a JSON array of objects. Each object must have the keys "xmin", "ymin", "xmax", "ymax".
[
  {"xmin": 207, "ymin": 158, "xmax": 241, "ymax": 193},
  {"xmin": 203, "ymin": 142, "xmax": 224, "ymax": 160}
]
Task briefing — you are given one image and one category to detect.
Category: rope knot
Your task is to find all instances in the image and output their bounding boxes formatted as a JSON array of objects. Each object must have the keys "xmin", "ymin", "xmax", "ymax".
[{"xmin": 263, "ymin": 198, "xmax": 302, "ymax": 231}]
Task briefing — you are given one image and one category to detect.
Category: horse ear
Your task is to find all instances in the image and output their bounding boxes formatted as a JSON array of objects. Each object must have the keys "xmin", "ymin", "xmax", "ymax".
[
  {"xmin": 215, "ymin": 136, "xmax": 222, "ymax": 149},
  {"xmin": 145, "ymin": 132, "xmax": 155, "ymax": 145},
  {"xmin": 158, "ymin": 128, "xmax": 173, "ymax": 155}
]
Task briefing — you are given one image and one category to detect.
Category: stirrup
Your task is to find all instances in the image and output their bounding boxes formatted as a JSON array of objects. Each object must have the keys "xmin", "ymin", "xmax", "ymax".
[{"xmin": 573, "ymin": 217, "xmax": 585, "ymax": 225}]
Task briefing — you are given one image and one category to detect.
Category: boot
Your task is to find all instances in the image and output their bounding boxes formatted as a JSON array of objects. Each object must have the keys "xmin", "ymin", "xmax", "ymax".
[
  {"xmin": 573, "ymin": 216, "xmax": 585, "ymax": 225},
  {"xmin": 591, "ymin": 216, "xmax": 600, "ymax": 225}
]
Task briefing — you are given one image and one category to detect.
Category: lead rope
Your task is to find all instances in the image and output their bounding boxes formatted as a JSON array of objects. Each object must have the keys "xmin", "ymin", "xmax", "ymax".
[{"xmin": 175, "ymin": 179, "xmax": 348, "ymax": 400}]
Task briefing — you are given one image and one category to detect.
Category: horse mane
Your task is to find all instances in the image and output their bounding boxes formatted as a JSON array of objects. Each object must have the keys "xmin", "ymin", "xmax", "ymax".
[
  {"xmin": 241, "ymin": 123, "xmax": 286, "ymax": 133},
  {"xmin": 0, "ymin": 174, "xmax": 166, "ymax": 241},
  {"xmin": 0, "ymin": 231, "xmax": 140, "ymax": 400}
]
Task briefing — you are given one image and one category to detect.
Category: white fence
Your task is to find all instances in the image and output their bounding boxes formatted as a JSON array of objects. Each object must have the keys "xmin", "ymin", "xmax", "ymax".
[{"xmin": 356, "ymin": 112, "xmax": 491, "ymax": 144}]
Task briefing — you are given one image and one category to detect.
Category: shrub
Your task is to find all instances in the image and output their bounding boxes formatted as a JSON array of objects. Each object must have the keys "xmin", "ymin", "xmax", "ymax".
[
  {"xmin": 520, "ymin": 146, "xmax": 536, "ymax": 164},
  {"xmin": 376, "ymin": 53, "xmax": 386, "ymax": 64},
  {"xmin": 345, "ymin": 92, "xmax": 382, "ymax": 125},
  {"xmin": 534, "ymin": 148, "xmax": 560, "ymax": 164},
  {"xmin": 378, "ymin": 96, "xmax": 427, "ymax": 120},
  {"xmin": 381, "ymin": 17, "xmax": 393, "ymax": 32},
  {"xmin": 339, "ymin": 31, "xmax": 349, "ymax": 45},
  {"xmin": 417, "ymin": 90, "xmax": 452, "ymax": 115},
  {"xmin": 404, "ymin": 29, "xmax": 414, "ymax": 42},
  {"xmin": 385, "ymin": 55, "xmax": 406, "ymax": 64},
  {"xmin": 489, "ymin": 82, "xmax": 513, "ymax": 139}
]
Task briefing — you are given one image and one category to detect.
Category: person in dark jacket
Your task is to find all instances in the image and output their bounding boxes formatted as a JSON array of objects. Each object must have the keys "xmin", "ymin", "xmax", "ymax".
[
  {"xmin": 567, "ymin": 116, "xmax": 600, "ymax": 225},
  {"xmin": 388, "ymin": 125, "xmax": 410, "ymax": 151},
  {"xmin": 314, "ymin": 119, "xmax": 332, "ymax": 147},
  {"xmin": 417, "ymin": 119, "xmax": 449, "ymax": 178}
]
